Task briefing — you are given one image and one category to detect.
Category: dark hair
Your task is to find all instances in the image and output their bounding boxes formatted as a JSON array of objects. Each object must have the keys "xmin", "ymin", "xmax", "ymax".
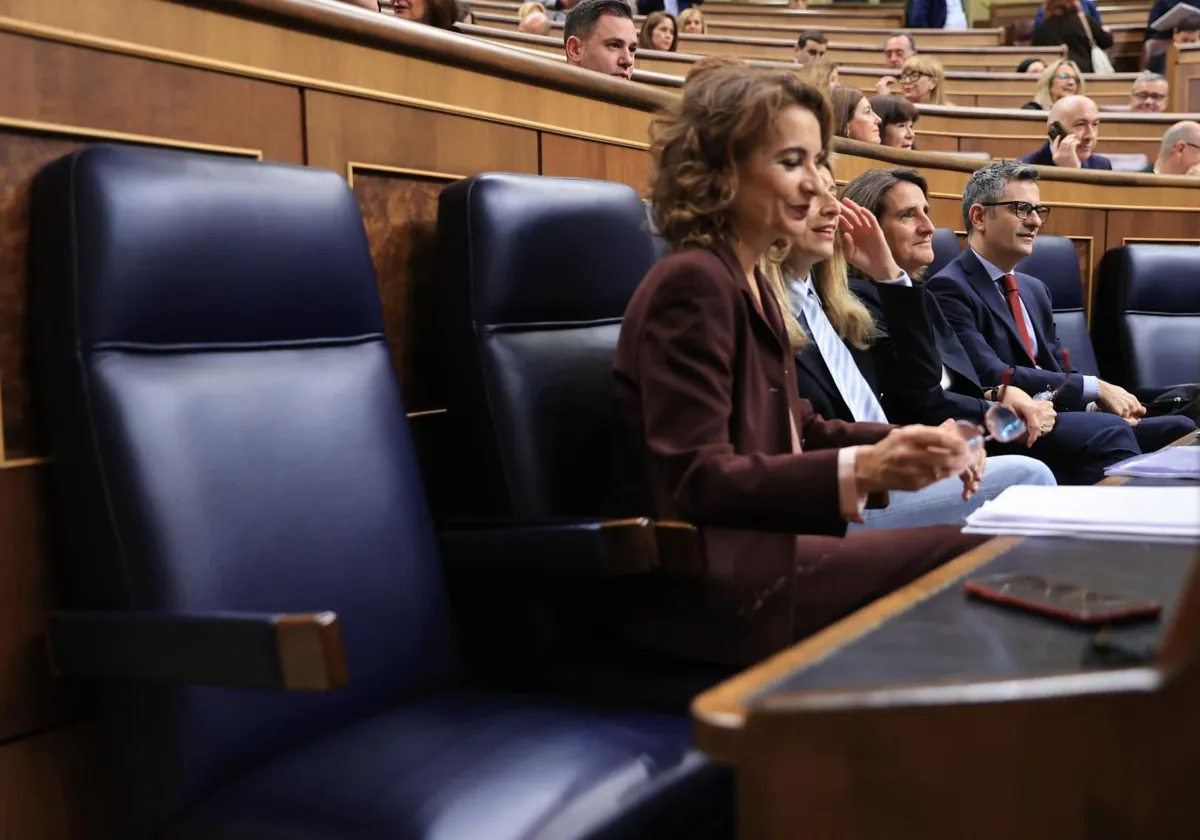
[
  {"xmin": 421, "ymin": 0, "xmax": 459, "ymax": 28},
  {"xmin": 649, "ymin": 60, "xmax": 831, "ymax": 250},
  {"xmin": 797, "ymin": 30, "xmax": 827, "ymax": 48},
  {"xmin": 639, "ymin": 10, "xmax": 678, "ymax": 51},
  {"xmin": 1178, "ymin": 19, "xmax": 1200, "ymax": 32},
  {"xmin": 842, "ymin": 168, "xmax": 929, "ymax": 221},
  {"xmin": 869, "ymin": 94, "xmax": 918, "ymax": 140},
  {"xmin": 1016, "ymin": 57, "xmax": 1045, "ymax": 73},
  {"xmin": 885, "ymin": 31, "xmax": 916, "ymax": 52},
  {"xmin": 564, "ymin": 0, "xmax": 633, "ymax": 43},
  {"xmin": 961, "ymin": 161, "xmax": 1039, "ymax": 230},
  {"xmin": 830, "ymin": 87, "xmax": 866, "ymax": 137}
]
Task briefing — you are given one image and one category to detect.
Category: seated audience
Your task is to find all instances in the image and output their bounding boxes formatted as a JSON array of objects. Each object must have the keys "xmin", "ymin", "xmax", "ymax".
[
  {"xmin": 564, "ymin": 0, "xmax": 637, "ymax": 79},
  {"xmin": 928, "ymin": 162, "xmax": 1195, "ymax": 455},
  {"xmin": 900, "ymin": 55, "xmax": 947, "ymax": 105},
  {"xmin": 1021, "ymin": 95, "xmax": 1110, "ymax": 169},
  {"xmin": 614, "ymin": 60, "xmax": 985, "ymax": 667},
  {"xmin": 795, "ymin": 58, "xmax": 840, "ymax": 94},
  {"xmin": 1035, "ymin": 0, "xmax": 1102, "ymax": 25},
  {"xmin": 1022, "ymin": 59, "xmax": 1084, "ymax": 110},
  {"xmin": 843, "ymin": 167, "xmax": 1145, "ymax": 485},
  {"xmin": 518, "ymin": 1, "xmax": 553, "ymax": 34},
  {"xmin": 678, "ymin": 7, "xmax": 706, "ymax": 34},
  {"xmin": 639, "ymin": 10, "xmax": 677, "ymax": 51},
  {"xmin": 1148, "ymin": 120, "xmax": 1200, "ymax": 174},
  {"xmin": 392, "ymin": 0, "xmax": 458, "ymax": 26},
  {"xmin": 1031, "ymin": 0, "xmax": 1112, "ymax": 73},
  {"xmin": 872, "ymin": 95, "xmax": 918, "ymax": 149},
  {"xmin": 1147, "ymin": 21, "xmax": 1200, "ymax": 73},
  {"xmin": 795, "ymin": 30, "xmax": 828, "ymax": 64},
  {"xmin": 833, "ymin": 88, "xmax": 882, "ymax": 143},
  {"xmin": 1130, "ymin": 72, "xmax": 1169, "ymax": 112},
  {"xmin": 876, "ymin": 32, "xmax": 917, "ymax": 95},
  {"xmin": 764, "ymin": 163, "xmax": 1054, "ymax": 530},
  {"xmin": 907, "ymin": 0, "xmax": 968, "ymax": 30},
  {"xmin": 1017, "ymin": 57, "xmax": 1048, "ymax": 74}
]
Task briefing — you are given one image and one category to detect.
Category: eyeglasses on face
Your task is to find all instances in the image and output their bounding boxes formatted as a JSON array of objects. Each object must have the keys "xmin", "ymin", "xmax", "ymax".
[
  {"xmin": 898, "ymin": 71, "xmax": 932, "ymax": 82},
  {"xmin": 983, "ymin": 201, "xmax": 1052, "ymax": 221},
  {"xmin": 1133, "ymin": 91, "xmax": 1167, "ymax": 101},
  {"xmin": 1054, "ymin": 71, "xmax": 1079, "ymax": 82}
]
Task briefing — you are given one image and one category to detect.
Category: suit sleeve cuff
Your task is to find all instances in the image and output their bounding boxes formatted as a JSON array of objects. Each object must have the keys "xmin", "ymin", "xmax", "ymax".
[
  {"xmin": 838, "ymin": 446, "xmax": 868, "ymax": 523},
  {"xmin": 1081, "ymin": 375, "xmax": 1100, "ymax": 402},
  {"xmin": 879, "ymin": 270, "xmax": 913, "ymax": 287}
]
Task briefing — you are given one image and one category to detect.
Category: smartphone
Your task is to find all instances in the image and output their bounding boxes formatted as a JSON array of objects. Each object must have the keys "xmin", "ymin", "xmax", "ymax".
[
  {"xmin": 964, "ymin": 572, "xmax": 1162, "ymax": 626},
  {"xmin": 1048, "ymin": 121, "xmax": 1068, "ymax": 143}
]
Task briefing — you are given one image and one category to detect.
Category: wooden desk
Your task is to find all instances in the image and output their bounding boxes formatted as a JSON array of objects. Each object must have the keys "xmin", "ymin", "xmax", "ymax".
[
  {"xmin": 694, "ymin": 431, "xmax": 1200, "ymax": 839},
  {"xmin": 698, "ymin": 5, "xmax": 905, "ymax": 27}
]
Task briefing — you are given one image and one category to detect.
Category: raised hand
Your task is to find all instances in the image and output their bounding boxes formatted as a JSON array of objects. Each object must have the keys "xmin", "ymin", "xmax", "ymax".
[
  {"xmin": 838, "ymin": 198, "xmax": 904, "ymax": 284},
  {"xmin": 1051, "ymin": 134, "xmax": 1081, "ymax": 168}
]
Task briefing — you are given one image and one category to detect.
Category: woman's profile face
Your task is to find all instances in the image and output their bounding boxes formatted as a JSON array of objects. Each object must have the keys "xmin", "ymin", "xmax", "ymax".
[
  {"xmin": 728, "ymin": 104, "xmax": 824, "ymax": 248},
  {"xmin": 791, "ymin": 165, "xmax": 841, "ymax": 262},
  {"xmin": 845, "ymin": 96, "xmax": 881, "ymax": 143}
]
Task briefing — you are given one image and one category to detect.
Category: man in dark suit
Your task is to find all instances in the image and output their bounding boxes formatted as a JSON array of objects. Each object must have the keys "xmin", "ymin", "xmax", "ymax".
[
  {"xmin": 841, "ymin": 167, "xmax": 1145, "ymax": 485},
  {"xmin": 928, "ymin": 161, "xmax": 1195, "ymax": 455},
  {"xmin": 1020, "ymin": 95, "xmax": 1113, "ymax": 170}
]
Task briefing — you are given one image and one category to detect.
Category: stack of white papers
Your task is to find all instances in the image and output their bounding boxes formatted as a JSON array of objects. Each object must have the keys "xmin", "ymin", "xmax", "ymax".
[
  {"xmin": 1104, "ymin": 447, "xmax": 1200, "ymax": 479},
  {"xmin": 964, "ymin": 485, "xmax": 1200, "ymax": 544}
]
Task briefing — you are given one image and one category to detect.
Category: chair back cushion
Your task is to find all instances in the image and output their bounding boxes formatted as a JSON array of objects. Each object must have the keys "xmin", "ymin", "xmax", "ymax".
[
  {"xmin": 1016, "ymin": 234, "xmax": 1100, "ymax": 375},
  {"xmin": 1098, "ymin": 245, "xmax": 1200, "ymax": 390},
  {"xmin": 928, "ymin": 227, "xmax": 963, "ymax": 279},
  {"xmin": 29, "ymin": 146, "xmax": 457, "ymax": 835},
  {"xmin": 438, "ymin": 173, "xmax": 659, "ymax": 519}
]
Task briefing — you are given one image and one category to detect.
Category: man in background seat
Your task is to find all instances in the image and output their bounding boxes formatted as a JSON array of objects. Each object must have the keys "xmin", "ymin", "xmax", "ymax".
[
  {"xmin": 1149, "ymin": 121, "xmax": 1200, "ymax": 175},
  {"xmin": 564, "ymin": 0, "xmax": 637, "ymax": 80},
  {"xmin": 929, "ymin": 162, "xmax": 1195, "ymax": 454},
  {"xmin": 1020, "ymin": 95, "xmax": 1112, "ymax": 170}
]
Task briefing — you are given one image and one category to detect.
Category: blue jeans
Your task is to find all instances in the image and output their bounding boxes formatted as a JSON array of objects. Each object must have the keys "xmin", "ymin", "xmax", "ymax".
[{"xmin": 848, "ymin": 455, "xmax": 1056, "ymax": 532}]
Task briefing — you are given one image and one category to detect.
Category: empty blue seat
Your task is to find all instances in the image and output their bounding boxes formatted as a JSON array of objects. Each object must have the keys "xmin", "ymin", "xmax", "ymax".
[
  {"xmin": 1016, "ymin": 235, "xmax": 1100, "ymax": 376},
  {"xmin": 28, "ymin": 145, "xmax": 731, "ymax": 840}
]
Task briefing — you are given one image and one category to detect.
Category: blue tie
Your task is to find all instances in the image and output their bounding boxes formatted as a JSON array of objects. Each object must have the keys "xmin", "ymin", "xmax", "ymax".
[{"xmin": 790, "ymin": 275, "xmax": 888, "ymax": 424}]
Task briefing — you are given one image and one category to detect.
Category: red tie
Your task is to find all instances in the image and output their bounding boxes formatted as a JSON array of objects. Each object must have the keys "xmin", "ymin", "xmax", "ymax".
[{"xmin": 1000, "ymin": 273, "xmax": 1036, "ymax": 362}]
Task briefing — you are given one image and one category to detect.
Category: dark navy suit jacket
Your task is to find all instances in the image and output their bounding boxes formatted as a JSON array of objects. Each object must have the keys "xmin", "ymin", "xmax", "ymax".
[
  {"xmin": 1020, "ymin": 142, "xmax": 1113, "ymax": 170},
  {"xmin": 927, "ymin": 249, "xmax": 1091, "ymax": 410},
  {"xmin": 907, "ymin": 0, "xmax": 946, "ymax": 27},
  {"xmin": 849, "ymin": 277, "xmax": 992, "ymax": 426}
]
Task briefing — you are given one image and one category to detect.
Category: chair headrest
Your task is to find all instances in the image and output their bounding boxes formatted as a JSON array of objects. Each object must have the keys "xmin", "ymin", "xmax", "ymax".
[
  {"xmin": 437, "ymin": 173, "xmax": 657, "ymax": 326},
  {"xmin": 928, "ymin": 228, "xmax": 963, "ymax": 278},
  {"xmin": 1017, "ymin": 235, "xmax": 1082, "ymax": 308},
  {"xmin": 31, "ymin": 145, "xmax": 382, "ymax": 349},
  {"xmin": 1119, "ymin": 245, "xmax": 1200, "ymax": 312}
]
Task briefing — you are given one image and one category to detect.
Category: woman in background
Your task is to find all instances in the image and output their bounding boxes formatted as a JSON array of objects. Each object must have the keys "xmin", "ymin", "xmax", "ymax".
[
  {"xmin": 1017, "ymin": 57, "xmax": 1047, "ymax": 74},
  {"xmin": 678, "ymin": 7, "xmax": 706, "ymax": 34},
  {"xmin": 612, "ymin": 59, "xmax": 983, "ymax": 666},
  {"xmin": 639, "ymin": 10, "xmax": 678, "ymax": 51},
  {"xmin": 1023, "ymin": 58, "xmax": 1085, "ymax": 109},
  {"xmin": 871, "ymin": 94, "xmax": 918, "ymax": 149},
  {"xmin": 900, "ymin": 55, "xmax": 948, "ymax": 105},
  {"xmin": 832, "ymin": 88, "xmax": 882, "ymax": 143}
]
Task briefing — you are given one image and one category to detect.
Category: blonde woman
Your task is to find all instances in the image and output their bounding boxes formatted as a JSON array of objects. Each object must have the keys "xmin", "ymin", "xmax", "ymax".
[
  {"xmin": 678, "ymin": 7, "xmax": 706, "ymax": 34},
  {"xmin": 1023, "ymin": 58, "xmax": 1084, "ymax": 110},
  {"xmin": 899, "ymin": 55, "xmax": 947, "ymax": 105},
  {"xmin": 794, "ymin": 57, "xmax": 839, "ymax": 95},
  {"xmin": 516, "ymin": 0, "xmax": 551, "ymax": 33}
]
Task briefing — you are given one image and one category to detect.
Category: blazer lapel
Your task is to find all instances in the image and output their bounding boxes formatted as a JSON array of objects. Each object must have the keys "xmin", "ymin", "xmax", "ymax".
[
  {"xmin": 961, "ymin": 250, "xmax": 1036, "ymax": 365},
  {"xmin": 711, "ymin": 241, "xmax": 785, "ymax": 353}
]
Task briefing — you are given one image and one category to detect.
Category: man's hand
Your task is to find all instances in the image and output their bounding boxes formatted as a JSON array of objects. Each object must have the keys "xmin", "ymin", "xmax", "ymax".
[
  {"xmin": 855, "ymin": 425, "xmax": 973, "ymax": 495},
  {"xmin": 1097, "ymin": 380, "xmax": 1146, "ymax": 419},
  {"xmin": 875, "ymin": 76, "xmax": 897, "ymax": 96},
  {"xmin": 1000, "ymin": 385, "xmax": 1056, "ymax": 446},
  {"xmin": 1051, "ymin": 134, "xmax": 1082, "ymax": 168}
]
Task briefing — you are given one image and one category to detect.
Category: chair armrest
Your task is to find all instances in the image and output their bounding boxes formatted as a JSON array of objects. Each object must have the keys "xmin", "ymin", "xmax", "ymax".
[
  {"xmin": 439, "ymin": 518, "xmax": 662, "ymax": 575},
  {"xmin": 47, "ymin": 610, "xmax": 348, "ymax": 691}
]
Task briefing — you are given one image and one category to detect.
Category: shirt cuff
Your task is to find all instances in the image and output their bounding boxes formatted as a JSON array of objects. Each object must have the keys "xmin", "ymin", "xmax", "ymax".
[
  {"xmin": 1081, "ymin": 375, "xmax": 1100, "ymax": 402},
  {"xmin": 837, "ymin": 446, "xmax": 869, "ymax": 523},
  {"xmin": 879, "ymin": 270, "xmax": 913, "ymax": 287}
]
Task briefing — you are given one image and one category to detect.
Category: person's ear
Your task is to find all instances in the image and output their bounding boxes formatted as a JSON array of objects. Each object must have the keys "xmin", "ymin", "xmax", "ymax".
[
  {"xmin": 969, "ymin": 203, "xmax": 986, "ymax": 232},
  {"xmin": 565, "ymin": 34, "xmax": 583, "ymax": 61}
]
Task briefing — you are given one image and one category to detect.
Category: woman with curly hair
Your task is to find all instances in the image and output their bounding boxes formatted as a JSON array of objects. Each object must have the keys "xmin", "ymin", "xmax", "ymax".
[
  {"xmin": 638, "ymin": 10, "xmax": 677, "ymax": 51},
  {"xmin": 611, "ymin": 58, "xmax": 983, "ymax": 666}
]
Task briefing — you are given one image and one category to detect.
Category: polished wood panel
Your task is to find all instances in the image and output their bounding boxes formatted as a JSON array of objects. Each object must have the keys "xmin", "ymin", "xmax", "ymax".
[
  {"xmin": 0, "ymin": 31, "xmax": 304, "ymax": 164},
  {"xmin": 0, "ymin": 723, "xmax": 113, "ymax": 840},
  {"xmin": 540, "ymin": 134, "xmax": 651, "ymax": 191},
  {"xmin": 0, "ymin": 465, "xmax": 75, "ymax": 743}
]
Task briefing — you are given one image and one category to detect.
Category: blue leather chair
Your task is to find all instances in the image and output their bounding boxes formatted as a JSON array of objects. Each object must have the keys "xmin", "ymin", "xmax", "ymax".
[
  {"xmin": 1016, "ymin": 235, "xmax": 1100, "ymax": 376},
  {"xmin": 28, "ymin": 146, "xmax": 731, "ymax": 840},
  {"xmin": 928, "ymin": 227, "xmax": 962, "ymax": 279},
  {"xmin": 1096, "ymin": 244, "xmax": 1200, "ymax": 391}
]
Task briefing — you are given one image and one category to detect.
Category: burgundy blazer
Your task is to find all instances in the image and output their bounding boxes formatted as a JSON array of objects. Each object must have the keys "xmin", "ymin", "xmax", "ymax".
[{"xmin": 611, "ymin": 242, "xmax": 893, "ymax": 665}]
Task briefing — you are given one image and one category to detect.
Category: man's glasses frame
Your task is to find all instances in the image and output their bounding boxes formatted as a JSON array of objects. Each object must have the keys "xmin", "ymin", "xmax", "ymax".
[{"xmin": 983, "ymin": 201, "xmax": 1052, "ymax": 221}]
